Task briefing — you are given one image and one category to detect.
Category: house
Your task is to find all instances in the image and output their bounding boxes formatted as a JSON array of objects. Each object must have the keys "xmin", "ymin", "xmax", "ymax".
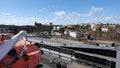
[
  {"xmin": 53, "ymin": 26, "xmax": 60, "ymax": 30},
  {"xmin": 101, "ymin": 28, "xmax": 108, "ymax": 32},
  {"xmin": 108, "ymin": 24, "xmax": 116, "ymax": 28},
  {"xmin": 91, "ymin": 23, "xmax": 102, "ymax": 31},
  {"xmin": 64, "ymin": 29, "xmax": 70, "ymax": 36},
  {"xmin": 53, "ymin": 25, "xmax": 63, "ymax": 30},
  {"xmin": 34, "ymin": 21, "xmax": 42, "ymax": 27},
  {"xmin": 117, "ymin": 29, "xmax": 120, "ymax": 34},
  {"xmin": 51, "ymin": 25, "xmax": 63, "ymax": 36},
  {"xmin": 69, "ymin": 31, "xmax": 83, "ymax": 38},
  {"xmin": 63, "ymin": 25, "xmax": 72, "ymax": 28},
  {"xmin": 51, "ymin": 30, "xmax": 61, "ymax": 36}
]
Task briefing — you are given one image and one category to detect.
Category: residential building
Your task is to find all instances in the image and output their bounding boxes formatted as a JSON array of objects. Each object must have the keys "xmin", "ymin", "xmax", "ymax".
[
  {"xmin": 53, "ymin": 25, "xmax": 63, "ymax": 30},
  {"xmin": 64, "ymin": 29, "xmax": 70, "ymax": 36},
  {"xmin": 51, "ymin": 30, "xmax": 61, "ymax": 36},
  {"xmin": 91, "ymin": 23, "xmax": 102, "ymax": 31},
  {"xmin": 101, "ymin": 28, "xmax": 108, "ymax": 32},
  {"xmin": 69, "ymin": 31, "xmax": 83, "ymax": 38},
  {"xmin": 34, "ymin": 21, "xmax": 42, "ymax": 27},
  {"xmin": 51, "ymin": 25, "xmax": 63, "ymax": 36}
]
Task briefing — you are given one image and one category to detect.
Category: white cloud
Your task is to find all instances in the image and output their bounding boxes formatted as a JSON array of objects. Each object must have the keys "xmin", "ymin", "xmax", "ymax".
[
  {"xmin": 80, "ymin": 13, "xmax": 93, "ymax": 16},
  {"xmin": 86, "ymin": 16, "xmax": 120, "ymax": 24},
  {"xmin": 0, "ymin": 12, "xmax": 36, "ymax": 25},
  {"xmin": 38, "ymin": 9, "xmax": 48, "ymax": 12},
  {"xmin": 86, "ymin": 6, "xmax": 104, "ymax": 16},
  {"xmin": 53, "ymin": 6, "xmax": 104, "ymax": 20},
  {"xmin": 54, "ymin": 11, "xmax": 65, "ymax": 16},
  {"xmin": 89, "ymin": 6, "xmax": 104, "ymax": 13},
  {"xmin": 87, "ymin": 13, "xmax": 93, "ymax": 16},
  {"xmin": 0, "ymin": 12, "xmax": 16, "ymax": 18},
  {"xmin": 105, "ymin": 17, "xmax": 111, "ymax": 20},
  {"xmin": 0, "ymin": 12, "xmax": 52, "ymax": 25},
  {"xmin": 0, "ymin": 6, "xmax": 106, "ymax": 25},
  {"xmin": 52, "ymin": 9, "xmax": 99, "ymax": 24},
  {"xmin": 0, "ymin": 12, "xmax": 10, "ymax": 16},
  {"xmin": 52, "ymin": 11, "xmax": 82, "ymax": 24},
  {"xmin": 0, "ymin": 17, "xmax": 36, "ymax": 25}
]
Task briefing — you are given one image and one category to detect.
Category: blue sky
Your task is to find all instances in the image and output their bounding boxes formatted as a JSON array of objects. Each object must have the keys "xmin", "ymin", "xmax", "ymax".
[{"xmin": 0, "ymin": 0, "xmax": 120, "ymax": 25}]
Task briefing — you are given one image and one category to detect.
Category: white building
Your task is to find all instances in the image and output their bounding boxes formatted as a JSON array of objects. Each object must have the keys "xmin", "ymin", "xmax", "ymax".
[
  {"xmin": 53, "ymin": 25, "xmax": 63, "ymax": 30},
  {"xmin": 101, "ymin": 28, "xmax": 108, "ymax": 32},
  {"xmin": 51, "ymin": 32, "xmax": 61, "ymax": 36},
  {"xmin": 91, "ymin": 24, "xmax": 101, "ymax": 31},
  {"xmin": 117, "ymin": 29, "xmax": 120, "ymax": 34},
  {"xmin": 51, "ymin": 30, "xmax": 61, "ymax": 36},
  {"xmin": 51, "ymin": 25, "xmax": 63, "ymax": 36},
  {"xmin": 69, "ymin": 31, "xmax": 83, "ymax": 38},
  {"xmin": 91, "ymin": 24, "xmax": 97, "ymax": 31},
  {"xmin": 64, "ymin": 29, "xmax": 70, "ymax": 36}
]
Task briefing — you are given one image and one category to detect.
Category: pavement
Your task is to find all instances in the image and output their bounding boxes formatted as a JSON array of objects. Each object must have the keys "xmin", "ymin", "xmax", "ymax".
[
  {"xmin": 67, "ymin": 62, "xmax": 92, "ymax": 68},
  {"xmin": 29, "ymin": 36, "xmax": 120, "ymax": 48},
  {"xmin": 40, "ymin": 57, "xmax": 56, "ymax": 68},
  {"xmin": 41, "ymin": 53, "xmax": 92, "ymax": 68}
]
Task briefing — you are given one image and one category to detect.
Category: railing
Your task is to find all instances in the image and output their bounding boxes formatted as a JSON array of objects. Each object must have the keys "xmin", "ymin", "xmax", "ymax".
[
  {"xmin": 64, "ymin": 47, "xmax": 116, "ymax": 58},
  {"xmin": 34, "ymin": 42, "xmax": 116, "ymax": 68}
]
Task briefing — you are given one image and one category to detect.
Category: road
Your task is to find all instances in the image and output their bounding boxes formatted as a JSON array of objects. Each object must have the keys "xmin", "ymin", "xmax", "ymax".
[{"xmin": 28, "ymin": 37, "xmax": 89, "ymax": 47}]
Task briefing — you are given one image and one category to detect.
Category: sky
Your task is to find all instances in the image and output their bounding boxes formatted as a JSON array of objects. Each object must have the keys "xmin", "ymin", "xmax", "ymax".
[{"xmin": 0, "ymin": 0, "xmax": 120, "ymax": 25}]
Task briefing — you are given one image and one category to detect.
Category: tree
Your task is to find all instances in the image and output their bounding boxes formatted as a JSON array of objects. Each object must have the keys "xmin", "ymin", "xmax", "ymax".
[
  {"xmin": 96, "ymin": 27, "xmax": 101, "ymax": 32},
  {"xmin": 85, "ymin": 24, "xmax": 91, "ymax": 29},
  {"xmin": 74, "ymin": 25, "xmax": 80, "ymax": 31},
  {"xmin": 59, "ymin": 28, "xmax": 65, "ymax": 35}
]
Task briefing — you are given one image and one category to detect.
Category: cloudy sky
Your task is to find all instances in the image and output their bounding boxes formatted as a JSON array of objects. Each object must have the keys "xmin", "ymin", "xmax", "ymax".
[{"xmin": 0, "ymin": 0, "xmax": 120, "ymax": 25}]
